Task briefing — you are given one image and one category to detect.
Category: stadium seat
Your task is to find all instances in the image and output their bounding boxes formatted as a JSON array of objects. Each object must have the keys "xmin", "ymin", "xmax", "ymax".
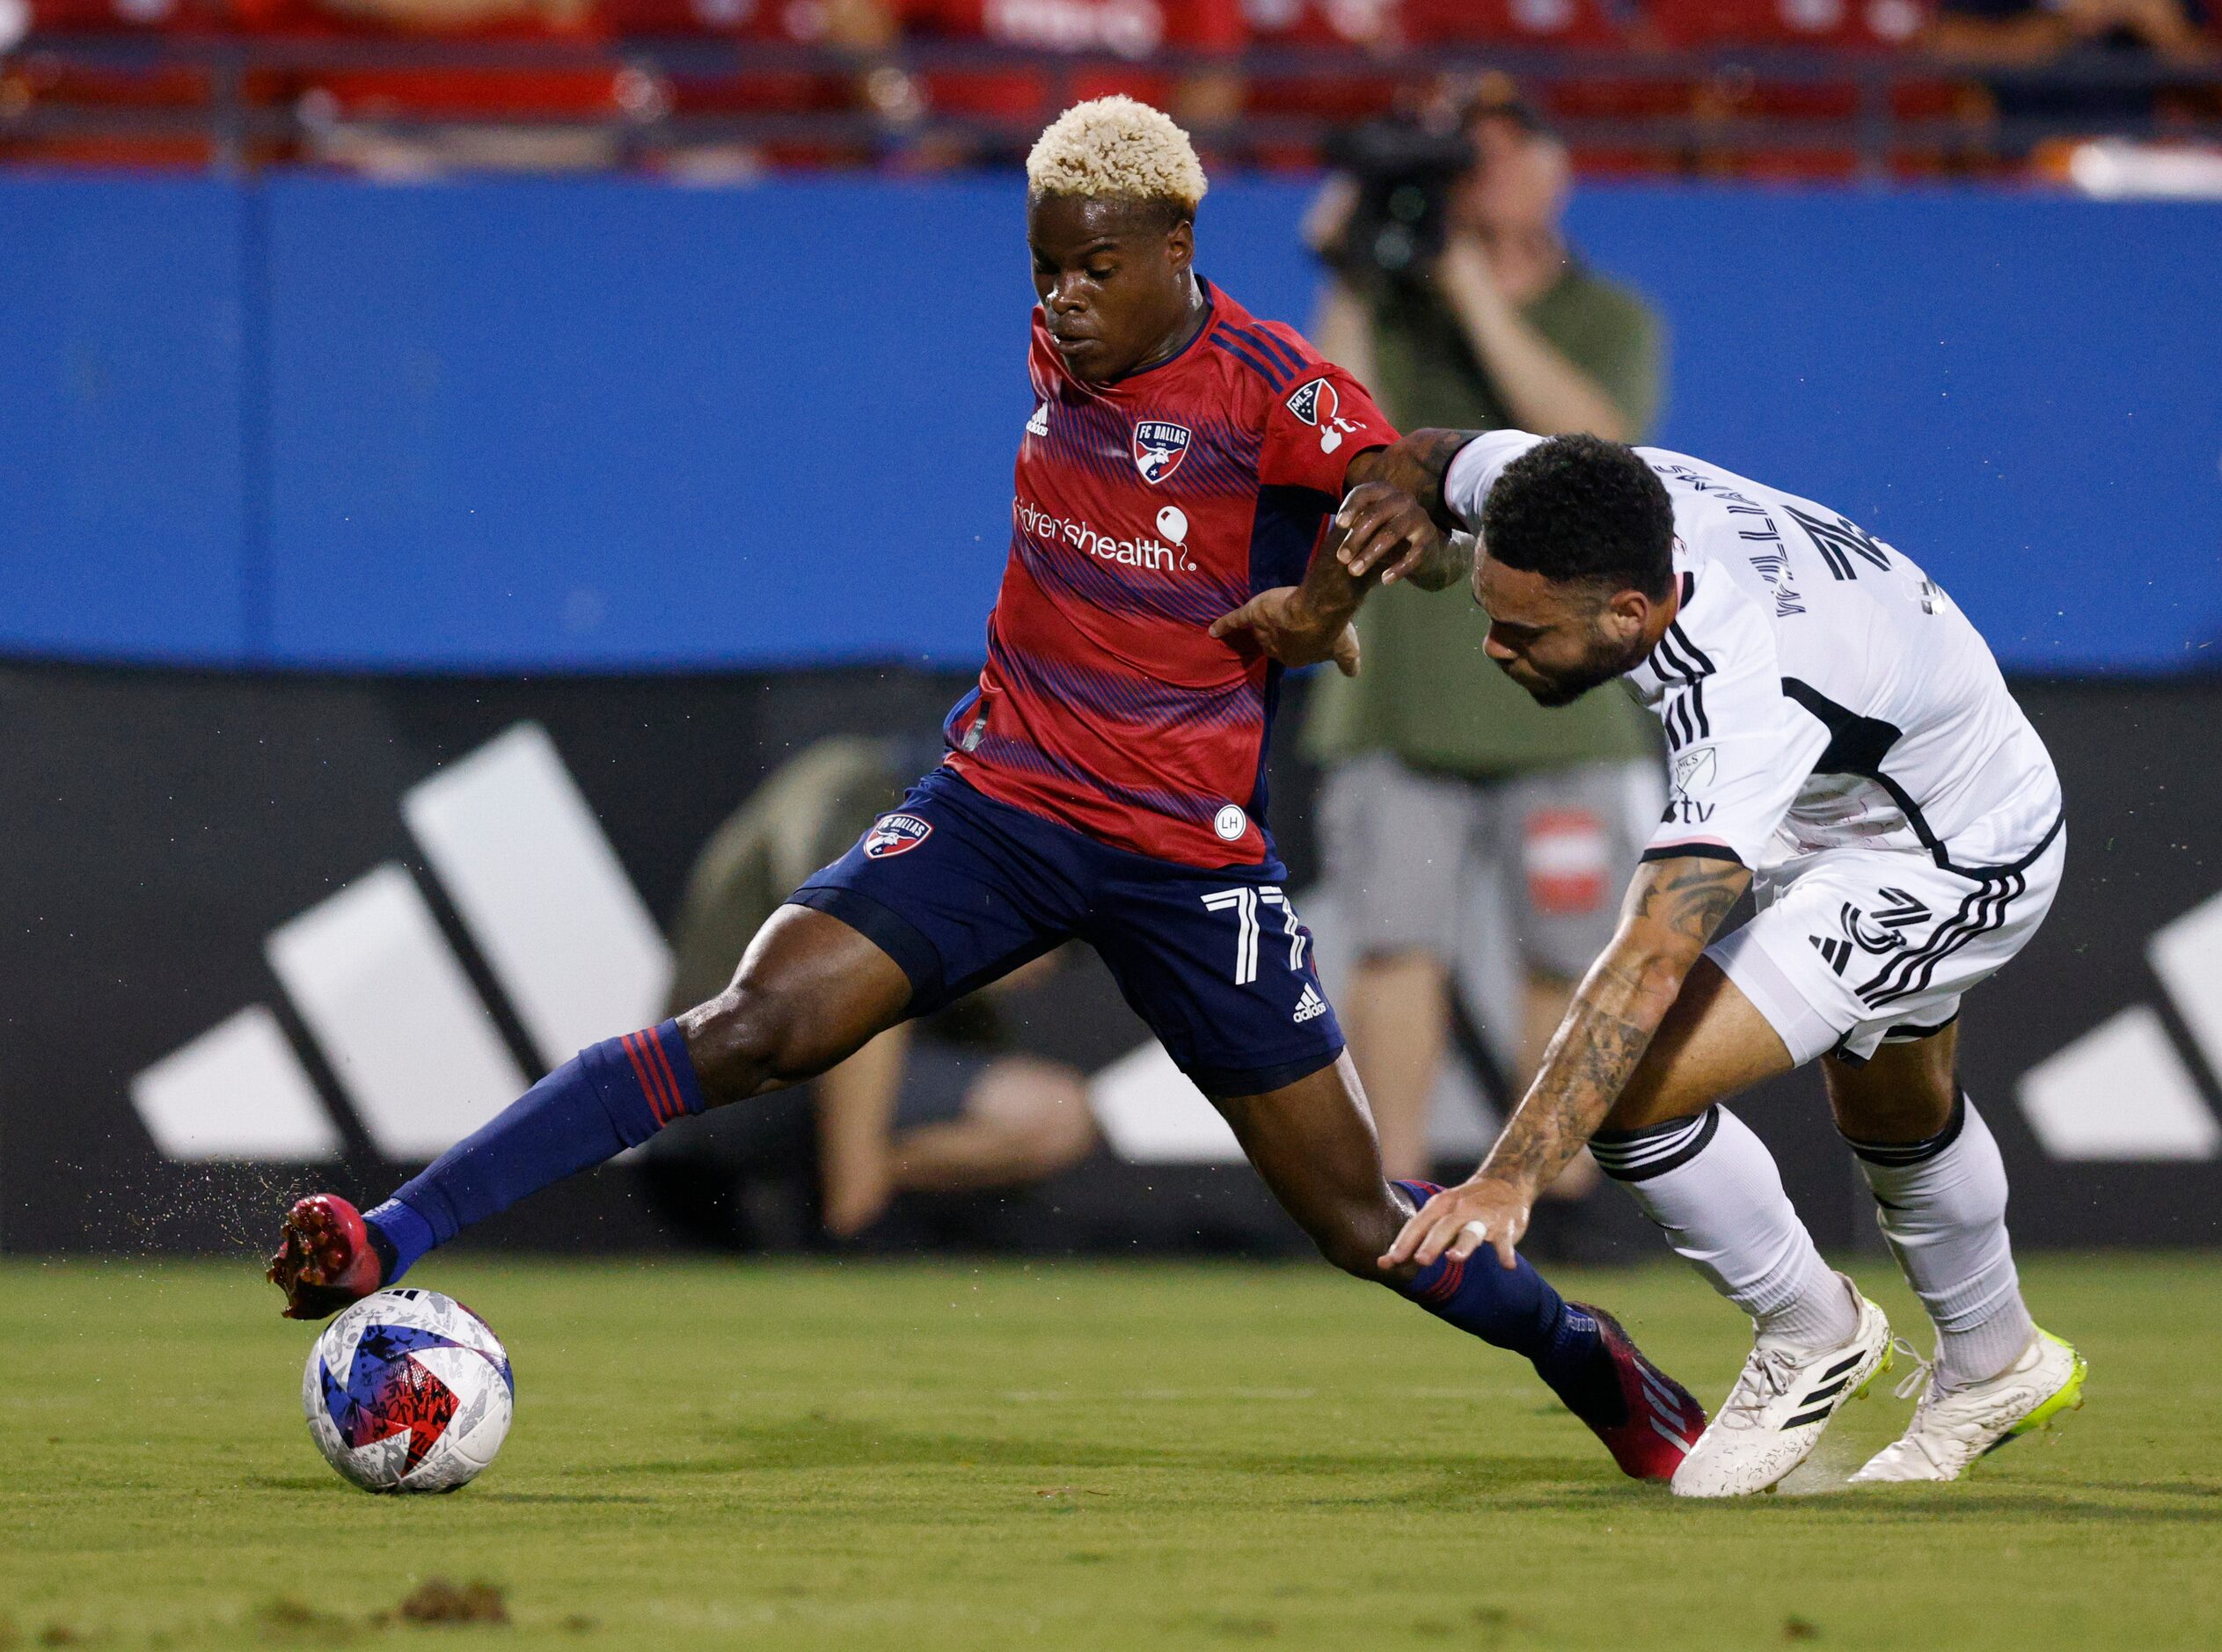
[
  {"xmin": 1400, "ymin": 0, "xmax": 1626, "ymax": 49},
  {"xmin": 1237, "ymin": 0, "xmax": 1400, "ymax": 170},
  {"xmin": 1398, "ymin": 0, "xmax": 1692, "ymax": 177},
  {"xmin": 4, "ymin": 0, "xmax": 228, "ymax": 166},
  {"xmin": 224, "ymin": 0, "xmax": 634, "ymax": 172},
  {"xmin": 897, "ymin": 0, "xmax": 1245, "ymax": 152},
  {"xmin": 596, "ymin": 0, "xmax": 873, "ymax": 168},
  {"xmin": 1646, "ymin": 0, "xmax": 1932, "ymax": 179}
]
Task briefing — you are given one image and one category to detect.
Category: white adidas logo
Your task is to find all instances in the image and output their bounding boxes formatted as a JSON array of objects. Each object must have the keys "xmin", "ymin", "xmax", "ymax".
[
  {"xmin": 128, "ymin": 723, "xmax": 672, "ymax": 1165},
  {"xmin": 1026, "ymin": 402, "xmax": 1049, "ymax": 437},
  {"xmin": 2017, "ymin": 886, "xmax": 2222, "ymax": 1161},
  {"xmin": 1292, "ymin": 983, "xmax": 1328, "ymax": 1025}
]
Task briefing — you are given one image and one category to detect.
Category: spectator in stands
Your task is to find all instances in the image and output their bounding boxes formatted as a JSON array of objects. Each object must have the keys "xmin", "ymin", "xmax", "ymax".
[
  {"xmin": 659, "ymin": 737, "xmax": 1096, "ymax": 1240},
  {"xmin": 1303, "ymin": 86, "xmax": 1663, "ymax": 1203},
  {"xmin": 1929, "ymin": 0, "xmax": 2213, "ymax": 148}
]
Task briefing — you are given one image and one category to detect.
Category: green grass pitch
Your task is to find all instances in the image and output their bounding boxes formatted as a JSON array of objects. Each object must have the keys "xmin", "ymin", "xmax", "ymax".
[{"xmin": 3, "ymin": 1253, "xmax": 2218, "ymax": 1650}]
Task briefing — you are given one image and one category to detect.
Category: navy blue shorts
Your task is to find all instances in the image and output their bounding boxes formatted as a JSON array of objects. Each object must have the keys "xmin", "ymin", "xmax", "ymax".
[{"xmin": 791, "ymin": 767, "xmax": 1344, "ymax": 1098}]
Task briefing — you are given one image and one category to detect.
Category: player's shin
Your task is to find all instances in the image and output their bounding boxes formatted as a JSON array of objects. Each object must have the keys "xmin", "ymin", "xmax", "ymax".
[
  {"xmin": 1842, "ymin": 1091, "xmax": 2036, "ymax": 1390},
  {"xmin": 1389, "ymin": 1180, "xmax": 1572, "ymax": 1361},
  {"xmin": 1390, "ymin": 1180, "xmax": 1706, "ymax": 1478},
  {"xmin": 1591, "ymin": 1107, "xmax": 1855, "ymax": 1349},
  {"xmin": 363, "ymin": 1021, "xmax": 705, "ymax": 1283},
  {"xmin": 1390, "ymin": 1180, "xmax": 1619, "ymax": 1418}
]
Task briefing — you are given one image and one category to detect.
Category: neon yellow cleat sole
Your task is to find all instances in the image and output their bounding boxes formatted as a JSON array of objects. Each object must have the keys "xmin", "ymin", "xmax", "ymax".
[
  {"xmin": 1982, "ymin": 1330, "xmax": 2087, "ymax": 1457},
  {"xmin": 1851, "ymin": 1327, "xmax": 2086, "ymax": 1484}
]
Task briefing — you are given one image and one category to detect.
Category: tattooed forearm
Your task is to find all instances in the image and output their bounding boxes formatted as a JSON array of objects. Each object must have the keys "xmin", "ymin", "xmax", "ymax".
[
  {"xmin": 1398, "ymin": 530, "xmax": 1474, "ymax": 593},
  {"xmin": 1474, "ymin": 854, "xmax": 1752, "ymax": 1195},
  {"xmin": 1482, "ymin": 982, "xmax": 1656, "ymax": 1192},
  {"xmin": 1626, "ymin": 853, "xmax": 1750, "ymax": 948},
  {"xmin": 1342, "ymin": 428, "xmax": 1478, "ymax": 533}
]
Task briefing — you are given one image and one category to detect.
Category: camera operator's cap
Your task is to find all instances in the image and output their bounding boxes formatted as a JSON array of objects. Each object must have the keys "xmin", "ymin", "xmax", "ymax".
[{"xmin": 1454, "ymin": 70, "xmax": 1550, "ymax": 135}]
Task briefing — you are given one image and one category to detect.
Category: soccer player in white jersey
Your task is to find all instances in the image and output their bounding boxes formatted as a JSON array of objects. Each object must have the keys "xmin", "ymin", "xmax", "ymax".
[{"xmin": 1275, "ymin": 428, "xmax": 2086, "ymax": 1495}]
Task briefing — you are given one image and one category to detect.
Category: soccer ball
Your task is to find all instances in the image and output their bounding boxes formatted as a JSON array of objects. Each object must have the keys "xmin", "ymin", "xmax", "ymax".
[{"xmin": 303, "ymin": 1288, "xmax": 515, "ymax": 1493}]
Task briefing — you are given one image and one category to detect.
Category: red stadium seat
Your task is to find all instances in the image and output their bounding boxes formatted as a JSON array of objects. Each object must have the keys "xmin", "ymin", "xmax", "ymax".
[
  {"xmin": 6, "ymin": 0, "xmax": 228, "ymax": 167},
  {"xmin": 899, "ymin": 0, "xmax": 1244, "ymax": 136},
  {"xmin": 1647, "ymin": 0, "xmax": 1931, "ymax": 179},
  {"xmin": 1400, "ymin": 0, "xmax": 1626, "ymax": 49},
  {"xmin": 1239, "ymin": 0, "xmax": 1400, "ymax": 168},
  {"xmin": 599, "ymin": 0, "xmax": 864, "ymax": 164},
  {"xmin": 1646, "ymin": 0, "xmax": 1926, "ymax": 52},
  {"xmin": 236, "ymin": 0, "xmax": 630, "ymax": 167},
  {"xmin": 26, "ymin": 0, "xmax": 223, "ymax": 26},
  {"xmin": 1399, "ymin": 0, "xmax": 1696, "ymax": 177}
]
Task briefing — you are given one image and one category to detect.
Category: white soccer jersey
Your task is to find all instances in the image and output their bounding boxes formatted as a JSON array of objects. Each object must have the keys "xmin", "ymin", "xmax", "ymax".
[{"xmin": 1443, "ymin": 432, "xmax": 2064, "ymax": 879}]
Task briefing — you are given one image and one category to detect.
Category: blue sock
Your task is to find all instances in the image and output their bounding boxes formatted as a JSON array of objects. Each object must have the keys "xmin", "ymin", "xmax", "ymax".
[
  {"xmin": 1391, "ymin": 1180, "xmax": 1613, "ymax": 1416},
  {"xmin": 364, "ymin": 1020, "xmax": 705, "ymax": 1283}
]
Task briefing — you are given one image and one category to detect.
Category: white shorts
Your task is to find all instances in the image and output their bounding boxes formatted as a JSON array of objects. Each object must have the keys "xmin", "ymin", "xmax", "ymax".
[{"xmin": 1704, "ymin": 826, "xmax": 2065, "ymax": 1065}]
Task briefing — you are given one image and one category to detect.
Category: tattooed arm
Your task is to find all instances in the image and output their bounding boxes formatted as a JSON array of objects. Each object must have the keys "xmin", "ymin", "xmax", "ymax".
[
  {"xmin": 1380, "ymin": 853, "xmax": 1751, "ymax": 1271},
  {"xmin": 1206, "ymin": 429, "xmax": 1480, "ymax": 670},
  {"xmin": 1338, "ymin": 428, "xmax": 1480, "ymax": 591},
  {"xmin": 1342, "ymin": 428, "xmax": 1474, "ymax": 534}
]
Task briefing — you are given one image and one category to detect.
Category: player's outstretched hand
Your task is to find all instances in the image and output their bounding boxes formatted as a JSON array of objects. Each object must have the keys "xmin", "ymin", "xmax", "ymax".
[
  {"xmin": 1334, "ymin": 480, "xmax": 1445, "ymax": 588},
  {"xmin": 1209, "ymin": 587, "xmax": 1363, "ymax": 676},
  {"xmin": 1380, "ymin": 1175, "xmax": 1533, "ymax": 1272}
]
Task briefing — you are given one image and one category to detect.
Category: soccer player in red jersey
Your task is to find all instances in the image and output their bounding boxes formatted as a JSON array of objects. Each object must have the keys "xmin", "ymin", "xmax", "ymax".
[{"xmin": 272, "ymin": 97, "xmax": 1705, "ymax": 1480}]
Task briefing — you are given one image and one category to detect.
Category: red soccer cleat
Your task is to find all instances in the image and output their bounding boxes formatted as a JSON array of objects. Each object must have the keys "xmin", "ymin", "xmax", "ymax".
[
  {"xmin": 1571, "ymin": 1304, "xmax": 1710, "ymax": 1481},
  {"xmin": 267, "ymin": 1194, "xmax": 385, "ymax": 1320}
]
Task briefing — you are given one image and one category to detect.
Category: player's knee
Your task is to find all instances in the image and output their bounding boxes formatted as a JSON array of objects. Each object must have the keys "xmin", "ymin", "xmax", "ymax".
[
  {"xmin": 684, "ymin": 982, "xmax": 829, "ymax": 1100},
  {"xmin": 1308, "ymin": 1204, "xmax": 1402, "ymax": 1284},
  {"xmin": 1826, "ymin": 1058, "xmax": 1958, "ymax": 1144}
]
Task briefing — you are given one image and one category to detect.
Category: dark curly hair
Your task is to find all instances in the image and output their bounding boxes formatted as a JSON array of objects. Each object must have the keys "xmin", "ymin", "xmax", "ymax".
[{"xmin": 1479, "ymin": 434, "xmax": 1675, "ymax": 601}]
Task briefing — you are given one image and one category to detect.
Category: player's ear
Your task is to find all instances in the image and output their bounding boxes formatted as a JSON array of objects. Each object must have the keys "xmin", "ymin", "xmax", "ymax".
[
  {"xmin": 1165, "ymin": 214, "xmax": 1195, "ymax": 274},
  {"xmin": 1602, "ymin": 587, "xmax": 1650, "ymax": 644}
]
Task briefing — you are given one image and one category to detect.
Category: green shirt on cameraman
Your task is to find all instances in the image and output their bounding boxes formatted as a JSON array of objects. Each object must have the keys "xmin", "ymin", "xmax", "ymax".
[{"xmin": 1304, "ymin": 263, "xmax": 1666, "ymax": 777}]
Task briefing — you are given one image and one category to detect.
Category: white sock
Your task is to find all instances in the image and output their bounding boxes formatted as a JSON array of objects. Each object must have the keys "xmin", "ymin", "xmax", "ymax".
[
  {"xmin": 1846, "ymin": 1093, "xmax": 2036, "ymax": 1390},
  {"xmin": 1593, "ymin": 1106, "xmax": 1858, "ymax": 1350}
]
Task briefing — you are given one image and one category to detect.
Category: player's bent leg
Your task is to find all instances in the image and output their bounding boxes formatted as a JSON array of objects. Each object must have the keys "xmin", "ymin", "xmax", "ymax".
[
  {"xmin": 1210, "ymin": 1055, "xmax": 1706, "ymax": 1481},
  {"xmin": 1826, "ymin": 1030, "xmax": 2085, "ymax": 1483},
  {"xmin": 1600, "ymin": 954, "xmax": 1798, "ymax": 1132},
  {"xmin": 1583, "ymin": 958, "xmax": 1892, "ymax": 1497},
  {"xmin": 270, "ymin": 906, "xmax": 913, "ymax": 1319},
  {"xmin": 681, "ymin": 905, "xmax": 917, "ymax": 1102}
]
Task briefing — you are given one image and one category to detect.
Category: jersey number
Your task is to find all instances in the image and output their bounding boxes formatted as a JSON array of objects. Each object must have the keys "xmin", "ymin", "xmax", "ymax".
[
  {"xmin": 1201, "ymin": 886, "xmax": 1309, "ymax": 985},
  {"xmin": 1787, "ymin": 504, "xmax": 1890, "ymax": 581}
]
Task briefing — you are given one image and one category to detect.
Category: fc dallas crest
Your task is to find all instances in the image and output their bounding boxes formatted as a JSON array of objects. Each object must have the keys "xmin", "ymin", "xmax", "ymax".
[
  {"xmin": 1132, "ymin": 420, "xmax": 1192, "ymax": 485},
  {"xmin": 863, "ymin": 813, "xmax": 933, "ymax": 859}
]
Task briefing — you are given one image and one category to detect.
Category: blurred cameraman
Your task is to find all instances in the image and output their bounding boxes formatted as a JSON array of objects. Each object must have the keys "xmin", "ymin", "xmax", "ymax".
[{"xmin": 1303, "ymin": 87, "xmax": 1665, "ymax": 1203}]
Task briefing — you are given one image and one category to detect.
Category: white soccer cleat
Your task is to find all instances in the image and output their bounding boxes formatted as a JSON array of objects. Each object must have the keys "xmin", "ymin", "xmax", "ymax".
[
  {"xmin": 1849, "ymin": 1328, "xmax": 2086, "ymax": 1485},
  {"xmin": 1670, "ymin": 1276, "xmax": 1892, "ymax": 1499}
]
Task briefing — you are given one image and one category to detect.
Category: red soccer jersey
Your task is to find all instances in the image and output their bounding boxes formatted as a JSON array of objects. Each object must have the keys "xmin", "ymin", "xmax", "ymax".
[{"xmin": 942, "ymin": 279, "xmax": 1393, "ymax": 868}]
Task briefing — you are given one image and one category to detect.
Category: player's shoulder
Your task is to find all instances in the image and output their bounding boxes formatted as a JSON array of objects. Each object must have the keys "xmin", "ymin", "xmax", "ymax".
[
  {"xmin": 1640, "ymin": 448, "xmax": 1782, "ymax": 537},
  {"xmin": 1200, "ymin": 282, "xmax": 1331, "ymax": 406},
  {"xmin": 1665, "ymin": 547, "xmax": 1779, "ymax": 683}
]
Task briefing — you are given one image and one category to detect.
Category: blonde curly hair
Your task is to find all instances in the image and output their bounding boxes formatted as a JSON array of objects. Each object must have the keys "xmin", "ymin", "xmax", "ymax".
[{"xmin": 1025, "ymin": 96, "xmax": 1209, "ymax": 216}]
